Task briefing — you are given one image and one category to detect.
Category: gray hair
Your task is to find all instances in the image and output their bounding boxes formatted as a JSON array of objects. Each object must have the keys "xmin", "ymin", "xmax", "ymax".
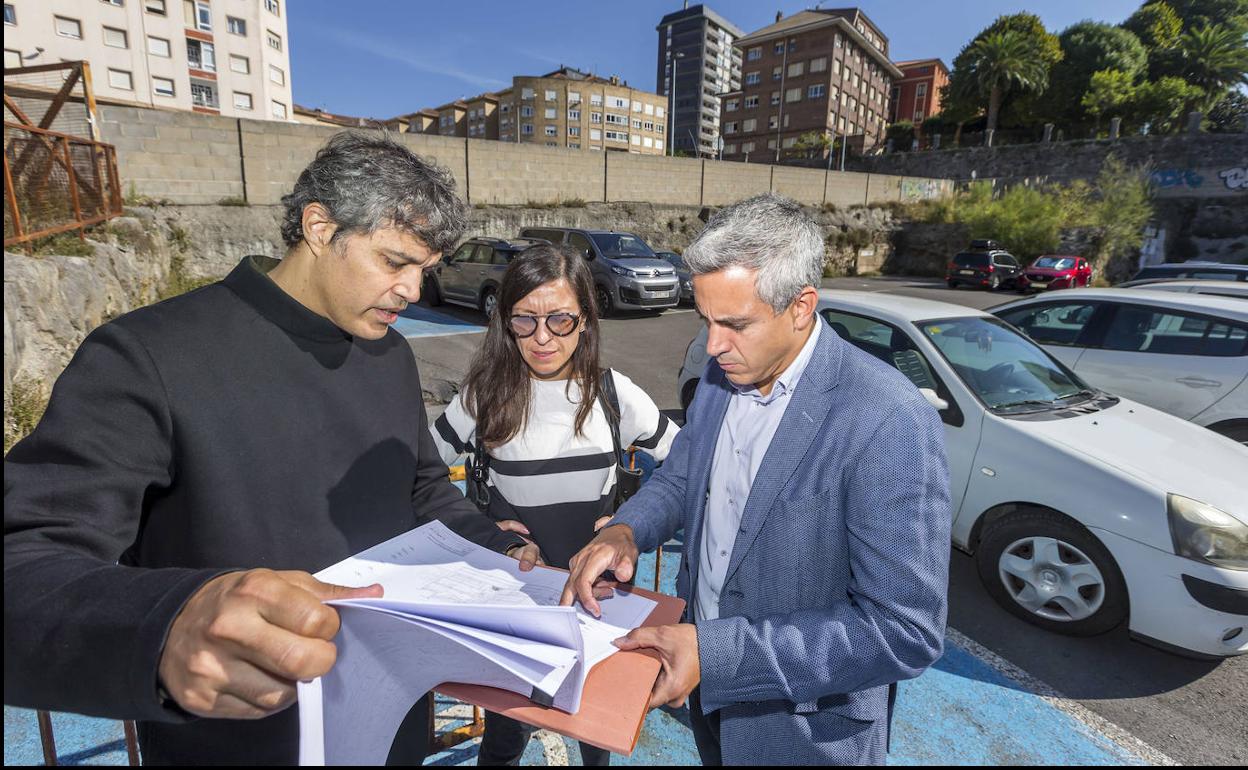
[
  {"xmin": 280, "ymin": 131, "xmax": 468, "ymax": 254},
  {"xmin": 683, "ymin": 193, "xmax": 825, "ymax": 312}
]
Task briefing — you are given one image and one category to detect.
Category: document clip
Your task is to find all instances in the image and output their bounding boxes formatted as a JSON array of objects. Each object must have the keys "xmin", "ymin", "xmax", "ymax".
[{"xmin": 529, "ymin": 687, "xmax": 555, "ymax": 707}]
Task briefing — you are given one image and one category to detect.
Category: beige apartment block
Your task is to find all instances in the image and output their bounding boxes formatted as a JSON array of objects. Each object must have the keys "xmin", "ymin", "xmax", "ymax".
[
  {"xmin": 464, "ymin": 92, "xmax": 498, "ymax": 141},
  {"xmin": 436, "ymin": 100, "xmax": 467, "ymax": 138},
  {"xmin": 382, "ymin": 109, "xmax": 440, "ymax": 135},
  {"xmin": 497, "ymin": 68, "xmax": 668, "ymax": 155},
  {"xmin": 3, "ymin": 0, "xmax": 293, "ymax": 121}
]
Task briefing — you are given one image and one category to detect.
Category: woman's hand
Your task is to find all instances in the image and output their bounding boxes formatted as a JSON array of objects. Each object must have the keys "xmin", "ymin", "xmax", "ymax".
[
  {"xmin": 593, "ymin": 516, "xmax": 613, "ymax": 532},
  {"xmin": 495, "ymin": 519, "xmax": 532, "ymax": 542}
]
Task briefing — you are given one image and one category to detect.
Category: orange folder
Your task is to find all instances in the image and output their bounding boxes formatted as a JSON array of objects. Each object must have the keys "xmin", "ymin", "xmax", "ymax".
[{"xmin": 435, "ymin": 583, "xmax": 686, "ymax": 755}]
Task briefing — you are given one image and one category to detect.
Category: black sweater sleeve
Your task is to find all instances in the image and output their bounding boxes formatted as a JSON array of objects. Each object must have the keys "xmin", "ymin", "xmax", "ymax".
[{"xmin": 3, "ymin": 323, "xmax": 225, "ymax": 721}]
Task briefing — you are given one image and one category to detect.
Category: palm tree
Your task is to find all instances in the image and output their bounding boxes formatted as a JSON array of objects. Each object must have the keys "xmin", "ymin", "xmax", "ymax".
[
  {"xmin": 958, "ymin": 30, "xmax": 1050, "ymax": 138},
  {"xmin": 1176, "ymin": 23, "xmax": 1248, "ymax": 112}
]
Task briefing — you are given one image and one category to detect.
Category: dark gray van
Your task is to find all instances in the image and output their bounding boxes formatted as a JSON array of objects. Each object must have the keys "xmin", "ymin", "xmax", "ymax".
[{"xmin": 519, "ymin": 227, "xmax": 679, "ymax": 316}]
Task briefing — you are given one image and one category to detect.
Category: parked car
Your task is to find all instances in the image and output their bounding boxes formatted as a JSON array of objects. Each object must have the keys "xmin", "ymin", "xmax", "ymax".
[
  {"xmin": 1019, "ymin": 255, "xmax": 1093, "ymax": 292},
  {"xmin": 1120, "ymin": 279, "xmax": 1248, "ymax": 299},
  {"xmin": 991, "ymin": 288, "xmax": 1248, "ymax": 444},
  {"xmin": 678, "ymin": 291, "xmax": 1248, "ymax": 657},
  {"xmin": 519, "ymin": 227, "xmax": 679, "ymax": 316},
  {"xmin": 655, "ymin": 250, "xmax": 694, "ymax": 304},
  {"xmin": 423, "ymin": 236, "xmax": 548, "ymax": 316},
  {"xmin": 1124, "ymin": 261, "xmax": 1248, "ymax": 285},
  {"xmin": 946, "ymin": 247, "xmax": 1024, "ymax": 291}
]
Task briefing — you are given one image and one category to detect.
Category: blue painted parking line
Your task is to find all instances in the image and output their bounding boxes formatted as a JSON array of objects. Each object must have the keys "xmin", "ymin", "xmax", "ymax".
[
  {"xmin": 5, "ymin": 546, "xmax": 1172, "ymax": 766},
  {"xmin": 392, "ymin": 306, "xmax": 485, "ymax": 339}
]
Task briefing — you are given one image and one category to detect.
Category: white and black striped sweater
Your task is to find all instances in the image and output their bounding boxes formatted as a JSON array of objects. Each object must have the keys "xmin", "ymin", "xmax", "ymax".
[{"xmin": 432, "ymin": 370, "xmax": 678, "ymax": 568}]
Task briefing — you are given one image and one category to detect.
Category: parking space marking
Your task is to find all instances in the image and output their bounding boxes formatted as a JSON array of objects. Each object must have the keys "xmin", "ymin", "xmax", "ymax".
[{"xmin": 392, "ymin": 307, "xmax": 485, "ymax": 339}]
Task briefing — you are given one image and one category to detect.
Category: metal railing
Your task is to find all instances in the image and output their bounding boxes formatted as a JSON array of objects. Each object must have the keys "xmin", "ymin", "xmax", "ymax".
[{"xmin": 3, "ymin": 122, "xmax": 123, "ymax": 249}]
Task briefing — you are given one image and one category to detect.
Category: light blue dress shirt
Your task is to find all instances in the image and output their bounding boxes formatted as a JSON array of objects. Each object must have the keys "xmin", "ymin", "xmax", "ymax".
[{"xmin": 695, "ymin": 319, "xmax": 823, "ymax": 622}]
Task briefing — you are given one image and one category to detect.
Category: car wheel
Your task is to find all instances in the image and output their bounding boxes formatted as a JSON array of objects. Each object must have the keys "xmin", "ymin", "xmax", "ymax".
[
  {"xmin": 988, "ymin": 274, "xmax": 1001, "ymax": 291},
  {"xmin": 976, "ymin": 508, "xmax": 1128, "ymax": 636},
  {"xmin": 422, "ymin": 274, "xmax": 442, "ymax": 306},
  {"xmin": 947, "ymin": 280, "xmax": 958, "ymax": 289},
  {"xmin": 480, "ymin": 288, "xmax": 498, "ymax": 318},
  {"xmin": 595, "ymin": 284, "xmax": 614, "ymax": 318}
]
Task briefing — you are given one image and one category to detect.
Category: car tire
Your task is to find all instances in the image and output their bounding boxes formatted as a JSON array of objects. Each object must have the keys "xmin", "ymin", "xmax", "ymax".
[
  {"xmin": 479, "ymin": 287, "xmax": 498, "ymax": 318},
  {"xmin": 947, "ymin": 280, "xmax": 958, "ymax": 289},
  {"xmin": 976, "ymin": 508, "xmax": 1128, "ymax": 637},
  {"xmin": 422, "ymin": 274, "xmax": 442, "ymax": 306},
  {"xmin": 595, "ymin": 284, "xmax": 615, "ymax": 318}
]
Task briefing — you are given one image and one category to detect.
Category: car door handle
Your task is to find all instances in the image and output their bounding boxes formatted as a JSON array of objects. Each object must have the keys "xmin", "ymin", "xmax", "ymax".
[{"xmin": 1177, "ymin": 376, "xmax": 1222, "ymax": 388}]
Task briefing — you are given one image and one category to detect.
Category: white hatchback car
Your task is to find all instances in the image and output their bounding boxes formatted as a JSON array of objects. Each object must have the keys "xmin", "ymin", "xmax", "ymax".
[
  {"xmin": 677, "ymin": 291, "xmax": 1248, "ymax": 657},
  {"xmin": 990, "ymin": 288, "xmax": 1248, "ymax": 445}
]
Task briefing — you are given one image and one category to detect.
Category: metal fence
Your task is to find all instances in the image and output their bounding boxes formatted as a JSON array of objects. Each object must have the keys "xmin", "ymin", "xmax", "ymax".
[{"xmin": 3, "ymin": 122, "xmax": 123, "ymax": 248}]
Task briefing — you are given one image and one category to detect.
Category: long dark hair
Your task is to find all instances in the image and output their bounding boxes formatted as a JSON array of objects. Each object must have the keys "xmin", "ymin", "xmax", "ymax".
[{"xmin": 463, "ymin": 244, "xmax": 607, "ymax": 449}]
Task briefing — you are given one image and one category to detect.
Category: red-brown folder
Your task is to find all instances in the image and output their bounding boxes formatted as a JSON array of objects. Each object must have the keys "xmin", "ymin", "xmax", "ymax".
[{"xmin": 435, "ymin": 583, "xmax": 686, "ymax": 755}]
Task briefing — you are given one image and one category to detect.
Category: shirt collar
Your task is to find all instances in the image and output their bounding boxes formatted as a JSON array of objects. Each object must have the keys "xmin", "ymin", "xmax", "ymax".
[
  {"xmin": 733, "ymin": 318, "xmax": 822, "ymax": 405},
  {"xmin": 222, "ymin": 256, "xmax": 352, "ymax": 343}
]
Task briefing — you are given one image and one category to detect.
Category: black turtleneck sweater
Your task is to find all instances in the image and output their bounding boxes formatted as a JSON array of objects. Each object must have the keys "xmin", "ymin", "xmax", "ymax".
[{"xmin": 3, "ymin": 256, "xmax": 523, "ymax": 765}]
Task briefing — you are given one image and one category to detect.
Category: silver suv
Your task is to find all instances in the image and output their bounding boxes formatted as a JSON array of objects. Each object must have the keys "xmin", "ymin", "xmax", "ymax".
[{"xmin": 519, "ymin": 227, "xmax": 679, "ymax": 316}]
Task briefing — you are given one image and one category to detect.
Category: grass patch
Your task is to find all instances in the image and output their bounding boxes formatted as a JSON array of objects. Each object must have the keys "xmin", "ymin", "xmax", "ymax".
[
  {"xmin": 123, "ymin": 182, "xmax": 171, "ymax": 207},
  {"xmin": 159, "ymin": 251, "xmax": 216, "ymax": 300},
  {"xmin": 217, "ymin": 196, "xmax": 248, "ymax": 207},
  {"xmin": 4, "ymin": 378, "xmax": 48, "ymax": 455},
  {"xmin": 28, "ymin": 232, "xmax": 95, "ymax": 257}
]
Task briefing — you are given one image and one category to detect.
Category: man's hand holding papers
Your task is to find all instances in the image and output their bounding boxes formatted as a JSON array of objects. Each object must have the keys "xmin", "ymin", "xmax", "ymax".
[{"xmin": 560, "ymin": 523, "xmax": 640, "ymax": 618}]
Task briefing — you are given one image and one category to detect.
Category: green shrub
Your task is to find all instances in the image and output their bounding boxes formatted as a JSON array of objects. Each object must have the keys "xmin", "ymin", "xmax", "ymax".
[
  {"xmin": 4, "ymin": 379, "xmax": 48, "ymax": 454},
  {"xmin": 217, "ymin": 196, "xmax": 248, "ymax": 206},
  {"xmin": 29, "ymin": 232, "xmax": 95, "ymax": 257}
]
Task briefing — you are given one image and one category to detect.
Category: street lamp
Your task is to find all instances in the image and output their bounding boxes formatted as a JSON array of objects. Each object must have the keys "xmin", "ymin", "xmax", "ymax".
[{"xmin": 667, "ymin": 51, "xmax": 685, "ymax": 156}]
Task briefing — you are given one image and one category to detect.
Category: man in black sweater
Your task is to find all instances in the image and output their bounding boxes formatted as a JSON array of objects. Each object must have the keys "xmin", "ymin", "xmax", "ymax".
[{"xmin": 3, "ymin": 132, "xmax": 538, "ymax": 764}]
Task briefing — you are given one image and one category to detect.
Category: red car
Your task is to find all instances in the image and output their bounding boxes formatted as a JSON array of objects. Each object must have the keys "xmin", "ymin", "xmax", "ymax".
[{"xmin": 1019, "ymin": 255, "xmax": 1093, "ymax": 292}]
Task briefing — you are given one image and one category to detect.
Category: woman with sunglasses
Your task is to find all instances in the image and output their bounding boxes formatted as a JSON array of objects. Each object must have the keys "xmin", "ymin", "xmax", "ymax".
[{"xmin": 431, "ymin": 243, "xmax": 678, "ymax": 767}]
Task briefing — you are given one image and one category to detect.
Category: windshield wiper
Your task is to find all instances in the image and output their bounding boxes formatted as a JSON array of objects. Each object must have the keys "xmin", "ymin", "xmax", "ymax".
[{"xmin": 993, "ymin": 398, "xmax": 1060, "ymax": 411}]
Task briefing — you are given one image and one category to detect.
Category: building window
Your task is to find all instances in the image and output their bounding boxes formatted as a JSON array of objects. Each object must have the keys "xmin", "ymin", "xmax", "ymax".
[
  {"xmin": 267, "ymin": 30, "xmax": 282, "ymax": 51},
  {"xmin": 544, "ymin": 107, "xmax": 556, "ymax": 119},
  {"xmin": 103, "ymin": 26, "xmax": 128, "ymax": 48},
  {"xmin": 522, "ymin": 123, "xmax": 534, "ymax": 135},
  {"xmin": 545, "ymin": 125, "xmax": 557, "ymax": 137},
  {"xmin": 521, "ymin": 87, "xmax": 534, "ymax": 100},
  {"xmin": 153, "ymin": 76, "xmax": 175, "ymax": 97},
  {"xmin": 770, "ymin": 91, "xmax": 780, "ymax": 106},
  {"xmin": 782, "ymin": 137, "xmax": 796, "ymax": 148},
  {"xmin": 590, "ymin": 112, "xmax": 602, "ymax": 124},
  {"xmin": 605, "ymin": 113, "xmax": 628, "ymax": 125},
  {"xmin": 518, "ymin": 105, "xmax": 532, "ymax": 117},
  {"xmin": 145, "ymin": 0, "xmax": 165, "ymax": 15},
  {"xmin": 55, "ymin": 16, "xmax": 83, "ymax": 39},
  {"xmin": 849, "ymin": 121, "xmax": 857, "ymax": 134},
  {"xmin": 810, "ymin": 57, "xmax": 827, "ymax": 73},
  {"xmin": 187, "ymin": 39, "xmax": 215, "ymax": 72},
  {"xmin": 544, "ymin": 89, "xmax": 557, "ymax": 101},
  {"xmin": 632, "ymin": 118, "xmax": 642, "ymax": 129},
  {"xmin": 725, "ymin": 99, "xmax": 739, "ymax": 112},
  {"xmin": 773, "ymin": 41, "xmax": 784, "ymax": 54},
  {"xmin": 655, "ymin": 106, "xmax": 664, "ymax": 118},
  {"xmin": 568, "ymin": 108, "xmax": 580, "ymax": 121},
  {"xmin": 265, "ymin": 0, "xmax": 280, "ymax": 15},
  {"xmin": 272, "ymin": 100, "xmax": 287, "ymax": 120},
  {"xmin": 768, "ymin": 115, "xmax": 778, "ymax": 129},
  {"xmin": 788, "ymin": 62, "xmax": 804, "ymax": 77},
  {"xmin": 569, "ymin": 91, "xmax": 581, "ymax": 103},
  {"xmin": 230, "ymin": 54, "xmax": 249, "ymax": 73},
  {"xmin": 644, "ymin": 103, "xmax": 654, "ymax": 115},
  {"xmin": 747, "ymin": 46, "xmax": 761, "ymax": 61},
  {"xmin": 569, "ymin": 142, "xmax": 580, "ymax": 149},
  {"xmin": 767, "ymin": 138, "xmax": 776, "ymax": 150},
  {"xmin": 227, "ymin": 16, "xmax": 246, "ymax": 35},
  {"xmin": 744, "ymin": 95, "xmax": 759, "ymax": 109},
  {"xmin": 590, "ymin": 128, "xmax": 602, "ymax": 140},
  {"xmin": 101, "ymin": 0, "xmax": 124, "ymax": 7},
  {"xmin": 569, "ymin": 126, "xmax": 580, "ymax": 137},
  {"xmin": 745, "ymin": 71, "xmax": 760, "ymax": 86},
  {"xmin": 788, "ymin": 39, "xmax": 797, "ymax": 52},
  {"xmin": 632, "ymin": 101, "xmax": 643, "ymax": 113},
  {"xmin": 724, "ymin": 143, "xmax": 736, "ymax": 154},
  {"xmin": 605, "ymin": 130, "xmax": 627, "ymax": 142},
  {"xmin": 609, "ymin": 96, "xmax": 628, "ymax": 109},
  {"xmin": 835, "ymin": 33, "xmax": 843, "ymax": 48},
  {"xmin": 185, "ymin": 1, "xmax": 211, "ymax": 31},
  {"xmin": 501, "ymin": 103, "xmax": 511, "ymax": 113},
  {"xmin": 742, "ymin": 141, "xmax": 754, "ymax": 153},
  {"xmin": 809, "ymin": 84, "xmax": 826, "ymax": 99},
  {"xmin": 643, "ymin": 136, "xmax": 654, "ymax": 148},
  {"xmin": 233, "ymin": 91, "xmax": 253, "ymax": 110},
  {"xmin": 724, "ymin": 122, "xmax": 737, "ymax": 134},
  {"xmin": 148, "ymin": 36, "xmax": 171, "ymax": 57},
  {"xmin": 190, "ymin": 81, "xmax": 218, "ymax": 108},
  {"xmin": 269, "ymin": 65, "xmax": 284, "ymax": 85},
  {"xmin": 107, "ymin": 68, "xmax": 133, "ymax": 91},
  {"xmin": 644, "ymin": 121, "xmax": 654, "ymax": 131},
  {"xmin": 742, "ymin": 118, "xmax": 757, "ymax": 132},
  {"xmin": 913, "ymin": 111, "xmax": 924, "ymax": 122},
  {"xmin": 590, "ymin": 93, "xmax": 603, "ymax": 106}
]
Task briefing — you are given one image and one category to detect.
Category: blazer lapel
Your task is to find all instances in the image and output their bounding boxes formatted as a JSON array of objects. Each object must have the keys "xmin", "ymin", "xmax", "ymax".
[
  {"xmin": 683, "ymin": 366, "xmax": 732, "ymax": 586},
  {"xmin": 721, "ymin": 329, "xmax": 843, "ymax": 588}
]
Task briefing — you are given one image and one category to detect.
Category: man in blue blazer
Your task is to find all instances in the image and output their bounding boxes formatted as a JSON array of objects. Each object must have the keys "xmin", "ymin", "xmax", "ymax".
[{"xmin": 562, "ymin": 194, "xmax": 951, "ymax": 765}]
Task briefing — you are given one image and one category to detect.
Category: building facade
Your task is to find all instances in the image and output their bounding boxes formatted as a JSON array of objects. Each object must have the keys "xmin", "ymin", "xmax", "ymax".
[
  {"xmin": 720, "ymin": 8, "xmax": 900, "ymax": 162},
  {"xmin": 464, "ymin": 92, "xmax": 499, "ymax": 141},
  {"xmin": 497, "ymin": 68, "xmax": 668, "ymax": 154},
  {"xmin": 656, "ymin": 4, "xmax": 742, "ymax": 157},
  {"xmin": 436, "ymin": 100, "xmax": 467, "ymax": 138},
  {"xmin": 888, "ymin": 58, "xmax": 949, "ymax": 127},
  {"xmin": 4, "ymin": 0, "xmax": 293, "ymax": 121}
]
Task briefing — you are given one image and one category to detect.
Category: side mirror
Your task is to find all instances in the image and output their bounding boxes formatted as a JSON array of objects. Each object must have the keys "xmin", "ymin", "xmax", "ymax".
[{"xmin": 919, "ymin": 388, "xmax": 949, "ymax": 412}]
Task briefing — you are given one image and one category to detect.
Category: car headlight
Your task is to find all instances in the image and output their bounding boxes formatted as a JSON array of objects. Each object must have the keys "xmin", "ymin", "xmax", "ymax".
[
  {"xmin": 682, "ymin": 280, "xmax": 692, "ymax": 290},
  {"xmin": 610, "ymin": 266, "xmax": 638, "ymax": 278},
  {"xmin": 1168, "ymin": 494, "xmax": 1248, "ymax": 570}
]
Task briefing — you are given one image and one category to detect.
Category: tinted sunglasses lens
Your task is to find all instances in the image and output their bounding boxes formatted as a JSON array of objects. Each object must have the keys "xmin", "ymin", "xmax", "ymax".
[
  {"xmin": 548, "ymin": 314, "xmax": 577, "ymax": 336},
  {"xmin": 509, "ymin": 316, "xmax": 538, "ymax": 337}
]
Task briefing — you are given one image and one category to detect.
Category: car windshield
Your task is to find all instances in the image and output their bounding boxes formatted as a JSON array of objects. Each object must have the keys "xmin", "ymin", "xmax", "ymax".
[
  {"xmin": 1034, "ymin": 257, "xmax": 1075, "ymax": 270},
  {"xmin": 953, "ymin": 253, "xmax": 991, "ymax": 268},
  {"xmin": 662, "ymin": 253, "xmax": 685, "ymax": 268},
  {"xmin": 917, "ymin": 317, "xmax": 1091, "ymax": 411},
  {"xmin": 590, "ymin": 233, "xmax": 656, "ymax": 258}
]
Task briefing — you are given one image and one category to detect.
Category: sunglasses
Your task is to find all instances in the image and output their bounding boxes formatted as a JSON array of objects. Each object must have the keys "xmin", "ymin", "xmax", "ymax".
[{"xmin": 508, "ymin": 313, "xmax": 581, "ymax": 338}]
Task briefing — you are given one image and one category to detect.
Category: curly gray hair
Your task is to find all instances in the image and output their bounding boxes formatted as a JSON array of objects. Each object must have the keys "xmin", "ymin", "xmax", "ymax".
[{"xmin": 280, "ymin": 131, "xmax": 467, "ymax": 254}]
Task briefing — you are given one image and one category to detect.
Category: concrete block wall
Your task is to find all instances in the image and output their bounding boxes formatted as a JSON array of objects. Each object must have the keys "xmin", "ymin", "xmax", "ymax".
[
  {"xmin": 100, "ymin": 105, "xmax": 243, "ymax": 204},
  {"xmin": 468, "ymin": 141, "xmax": 604, "ymax": 205},
  {"xmin": 702, "ymin": 160, "xmax": 772, "ymax": 206},
  {"xmin": 825, "ymin": 171, "xmax": 870, "ymax": 207},
  {"xmin": 606, "ymin": 153, "xmax": 702, "ymax": 205},
  {"xmin": 770, "ymin": 167, "xmax": 828, "ymax": 206},
  {"xmin": 865, "ymin": 173, "xmax": 904, "ymax": 204}
]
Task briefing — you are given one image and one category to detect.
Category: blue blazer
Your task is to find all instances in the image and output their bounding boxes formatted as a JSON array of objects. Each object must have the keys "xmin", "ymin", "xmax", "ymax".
[{"xmin": 613, "ymin": 324, "xmax": 952, "ymax": 765}]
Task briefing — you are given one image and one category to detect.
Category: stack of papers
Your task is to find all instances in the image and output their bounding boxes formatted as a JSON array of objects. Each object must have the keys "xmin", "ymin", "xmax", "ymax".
[{"xmin": 298, "ymin": 521, "xmax": 657, "ymax": 765}]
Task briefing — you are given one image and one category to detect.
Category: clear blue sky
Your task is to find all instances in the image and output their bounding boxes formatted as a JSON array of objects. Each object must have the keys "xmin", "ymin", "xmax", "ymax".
[{"xmin": 290, "ymin": 0, "xmax": 1142, "ymax": 119}]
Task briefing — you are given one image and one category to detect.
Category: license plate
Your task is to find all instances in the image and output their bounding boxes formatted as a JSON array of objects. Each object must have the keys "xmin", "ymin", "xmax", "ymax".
[
  {"xmin": 959, "ymin": 270, "xmax": 975, "ymax": 276},
  {"xmin": 1030, "ymin": 281, "xmax": 1049, "ymax": 288},
  {"xmin": 648, "ymin": 289, "xmax": 675, "ymax": 297}
]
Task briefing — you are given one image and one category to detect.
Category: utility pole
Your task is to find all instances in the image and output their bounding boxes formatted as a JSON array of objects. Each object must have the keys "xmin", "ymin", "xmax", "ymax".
[{"xmin": 775, "ymin": 39, "xmax": 788, "ymax": 163}]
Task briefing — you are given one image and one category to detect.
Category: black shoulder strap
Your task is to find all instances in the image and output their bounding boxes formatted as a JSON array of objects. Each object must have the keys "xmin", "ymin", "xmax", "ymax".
[{"xmin": 598, "ymin": 370, "xmax": 624, "ymax": 459}]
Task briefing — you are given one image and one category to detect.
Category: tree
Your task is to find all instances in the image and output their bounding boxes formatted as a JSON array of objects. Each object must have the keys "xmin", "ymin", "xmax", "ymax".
[
  {"xmin": 1175, "ymin": 23, "xmax": 1248, "ymax": 111},
  {"xmin": 1082, "ymin": 70, "xmax": 1138, "ymax": 132},
  {"xmin": 1206, "ymin": 88, "xmax": 1248, "ymax": 130},
  {"xmin": 1122, "ymin": 2, "xmax": 1184, "ymax": 50},
  {"xmin": 1130, "ymin": 76, "xmax": 1206, "ymax": 131},
  {"xmin": 884, "ymin": 121, "xmax": 916, "ymax": 151},
  {"xmin": 1043, "ymin": 22, "xmax": 1149, "ymax": 126},
  {"xmin": 946, "ymin": 13, "xmax": 1063, "ymax": 128},
  {"xmin": 956, "ymin": 30, "xmax": 1050, "ymax": 136},
  {"xmin": 793, "ymin": 130, "xmax": 831, "ymax": 159},
  {"xmin": 1164, "ymin": 0, "xmax": 1248, "ymax": 32}
]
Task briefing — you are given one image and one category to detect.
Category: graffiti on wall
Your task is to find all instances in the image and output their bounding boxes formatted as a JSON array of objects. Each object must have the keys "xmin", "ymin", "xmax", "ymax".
[
  {"xmin": 901, "ymin": 178, "xmax": 943, "ymax": 200},
  {"xmin": 1151, "ymin": 167, "xmax": 1247, "ymax": 196}
]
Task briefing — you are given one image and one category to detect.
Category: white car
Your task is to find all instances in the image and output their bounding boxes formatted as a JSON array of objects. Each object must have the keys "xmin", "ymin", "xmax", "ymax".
[
  {"xmin": 677, "ymin": 291, "xmax": 1248, "ymax": 657},
  {"xmin": 1119, "ymin": 279, "xmax": 1248, "ymax": 300},
  {"xmin": 990, "ymin": 288, "xmax": 1248, "ymax": 445}
]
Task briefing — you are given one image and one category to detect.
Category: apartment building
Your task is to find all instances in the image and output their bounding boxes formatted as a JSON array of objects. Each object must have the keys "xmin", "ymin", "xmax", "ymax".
[
  {"xmin": 435, "ymin": 99, "xmax": 467, "ymax": 138},
  {"xmin": 498, "ymin": 68, "xmax": 668, "ymax": 154},
  {"xmin": 464, "ymin": 92, "xmax": 499, "ymax": 141},
  {"xmin": 4, "ymin": 0, "xmax": 293, "ymax": 121},
  {"xmin": 888, "ymin": 58, "xmax": 949, "ymax": 127},
  {"xmin": 720, "ymin": 8, "xmax": 901, "ymax": 161},
  {"xmin": 382, "ymin": 109, "xmax": 440, "ymax": 135},
  {"xmin": 656, "ymin": 4, "xmax": 743, "ymax": 157}
]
